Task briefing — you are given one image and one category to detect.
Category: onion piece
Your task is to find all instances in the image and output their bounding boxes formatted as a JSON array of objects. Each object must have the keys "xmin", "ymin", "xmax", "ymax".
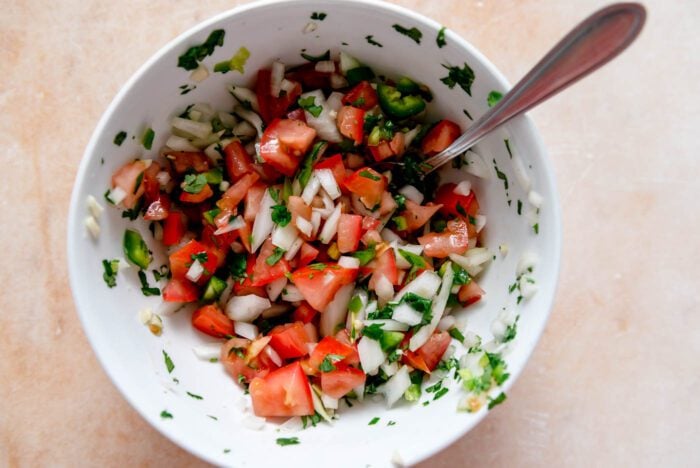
[
  {"xmin": 171, "ymin": 117, "xmax": 212, "ymax": 139},
  {"xmin": 528, "ymin": 190, "xmax": 544, "ymax": 208},
  {"xmin": 398, "ymin": 185, "xmax": 424, "ymax": 204},
  {"xmin": 165, "ymin": 134, "xmax": 199, "ymax": 152},
  {"xmin": 517, "ymin": 251, "xmax": 539, "ymax": 276},
  {"xmin": 241, "ymin": 414, "xmax": 266, "ymax": 431},
  {"xmin": 262, "ymin": 303, "xmax": 290, "ymax": 318},
  {"xmin": 228, "ymin": 85, "xmax": 260, "ymax": 112},
  {"xmin": 454, "ymin": 180, "xmax": 472, "ymax": 196},
  {"xmin": 295, "ymin": 216, "xmax": 313, "ymax": 237},
  {"xmin": 185, "ymin": 260, "xmax": 204, "ymax": 282},
  {"xmin": 475, "ymin": 215, "xmax": 487, "ymax": 233},
  {"xmin": 301, "ymin": 173, "xmax": 321, "ymax": 205},
  {"xmin": 339, "ymin": 51, "xmax": 361, "ymax": 75},
  {"xmin": 338, "ymin": 256, "xmax": 360, "ymax": 269},
  {"xmin": 394, "ymin": 270, "xmax": 442, "ymax": 302},
  {"xmin": 190, "ymin": 103, "xmax": 215, "ymax": 122},
  {"xmin": 330, "ymin": 73, "xmax": 348, "ymax": 89},
  {"xmin": 321, "ymin": 393, "xmax": 339, "ymax": 410},
  {"xmin": 299, "ymin": 90, "xmax": 342, "ymax": 142},
  {"xmin": 519, "ymin": 275, "xmax": 538, "ymax": 299},
  {"xmin": 214, "ymin": 216, "xmax": 245, "ymax": 236},
  {"xmin": 315, "ymin": 168, "xmax": 341, "ymax": 199},
  {"xmin": 314, "ymin": 61, "xmax": 336, "ymax": 73},
  {"xmin": 357, "ymin": 336, "xmax": 386, "ymax": 375},
  {"xmin": 85, "ymin": 216, "xmax": 100, "ymax": 238},
  {"xmin": 381, "ymin": 229, "xmax": 402, "ymax": 243},
  {"xmin": 463, "ymin": 150, "xmax": 491, "ymax": 179},
  {"xmin": 391, "ymin": 303, "xmax": 423, "ymax": 326},
  {"xmin": 310, "ymin": 211, "xmax": 322, "ymax": 237},
  {"xmin": 381, "ymin": 361, "xmax": 399, "ymax": 377},
  {"xmin": 271, "ymin": 222, "xmax": 299, "ymax": 251},
  {"xmin": 233, "ymin": 105, "xmax": 263, "ymax": 137},
  {"xmin": 320, "ymin": 283, "xmax": 354, "ymax": 337},
  {"xmin": 325, "ymin": 92, "xmax": 344, "ymax": 113},
  {"xmin": 380, "ymin": 365, "xmax": 411, "ymax": 407},
  {"xmin": 251, "ymin": 190, "xmax": 276, "ymax": 253},
  {"xmin": 318, "ymin": 203, "xmax": 342, "ymax": 244},
  {"xmin": 281, "ymin": 285, "xmax": 304, "ymax": 302},
  {"xmin": 270, "ymin": 61, "xmax": 285, "ymax": 97},
  {"xmin": 409, "ymin": 262, "xmax": 454, "ymax": 351},
  {"xmin": 155, "ymin": 171, "xmax": 170, "ymax": 188},
  {"xmin": 226, "ymin": 295, "xmax": 271, "ymax": 322},
  {"xmin": 191, "ymin": 342, "xmax": 221, "ymax": 361},
  {"xmin": 284, "ymin": 237, "xmax": 304, "ymax": 261},
  {"xmin": 438, "ymin": 315, "xmax": 456, "ymax": 331},
  {"xmin": 107, "ymin": 187, "xmax": 127, "ymax": 205},
  {"xmin": 265, "ymin": 346, "xmax": 283, "ymax": 367},
  {"xmin": 402, "ymin": 125, "xmax": 421, "ymax": 148},
  {"xmin": 232, "ymin": 121, "xmax": 257, "ymax": 138},
  {"xmin": 280, "ymin": 79, "xmax": 296, "ymax": 95},
  {"xmin": 374, "ymin": 274, "xmax": 394, "ymax": 306},
  {"xmin": 190, "ymin": 64, "xmax": 209, "ymax": 82},
  {"xmin": 235, "ymin": 322, "xmax": 259, "ymax": 340},
  {"xmin": 266, "ymin": 277, "xmax": 287, "ymax": 302},
  {"xmin": 392, "ymin": 242, "xmax": 423, "ymax": 269}
]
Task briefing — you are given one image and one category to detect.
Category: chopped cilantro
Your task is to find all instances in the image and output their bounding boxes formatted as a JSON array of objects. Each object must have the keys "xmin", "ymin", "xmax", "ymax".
[
  {"xmin": 297, "ymin": 141, "xmax": 327, "ymax": 188},
  {"xmin": 348, "ymin": 295, "xmax": 363, "ymax": 314},
  {"xmin": 351, "ymin": 248, "xmax": 376, "ymax": 266},
  {"xmin": 487, "ymin": 91, "xmax": 503, "ymax": 107},
  {"xmin": 451, "ymin": 263, "xmax": 471, "ymax": 285},
  {"xmin": 162, "ymin": 350, "xmax": 175, "ymax": 373},
  {"xmin": 425, "ymin": 380, "xmax": 443, "ymax": 393},
  {"xmin": 207, "ymin": 415, "xmax": 218, "ymax": 420},
  {"xmin": 441, "ymin": 62, "xmax": 476, "ymax": 96},
  {"xmin": 102, "ymin": 259, "xmax": 120, "ymax": 288},
  {"xmin": 138, "ymin": 270, "xmax": 161, "ymax": 296},
  {"xmin": 436, "ymin": 26, "xmax": 447, "ymax": 48},
  {"xmin": 160, "ymin": 410, "xmax": 173, "ymax": 419},
  {"xmin": 488, "ymin": 392, "xmax": 507, "ymax": 409},
  {"xmin": 449, "ymin": 328, "xmax": 465, "ymax": 343},
  {"xmin": 113, "ymin": 131, "xmax": 127, "ymax": 146},
  {"xmin": 308, "ymin": 263, "xmax": 327, "ymax": 270},
  {"xmin": 368, "ymin": 417, "xmax": 380, "ymax": 425},
  {"xmin": 177, "ymin": 29, "xmax": 225, "ymax": 71},
  {"xmin": 362, "ymin": 323, "xmax": 384, "ymax": 341},
  {"xmin": 392, "ymin": 24, "xmax": 422, "ymax": 44},
  {"xmin": 533, "ymin": 223, "xmax": 539, "ymax": 234},
  {"xmin": 229, "ymin": 252, "xmax": 247, "ymax": 281},
  {"xmin": 387, "ymin": 420, "xmax": 396, "ymax": 426},
  {"xmin": 502, "ymin": 320, "xmax": 518, "ymax": 343},
  {"xmin": 493, "ymin": 161, "xmax": 509, "ymax": 190},
  {"xmin": 310, "ymin": 12, "xmax": 327, "ymax": 20},
  {"xmin": 152, "ymin": 264, "xmax": 170, "ymax": 281},
  {"xmin": 365, "ymin": 35, "xmax": 383, "ymax": 47},
  {"xmin": 517, "ymin": 199, "xmax": 523, "ymax": 215},
  {"xmin": 266, "ymin": 247, "xmax": 286, "ymax": 266},
  {"xmin": 276, "ymin": 437, "xmax": 300, "ymax": 446},
  {"xmin": 186, "ymin": 391, "xmax": 203, "ymax": 400},
  {"xmin": 141, "ymin": 128, "xmax": 155, "ymax": 150},
  {"xmin": 455, "ymin": 202, "xmax": 467, "ymax": 216},
  {"xmin": 433, "ymin": 387, "xmax": 449, "ymax": 400},
  {"xmin": 271, "ymin": 204, "xmax": 291, "ymax": 227},
  {"xmin": 182, "ymin": 173, "xmax": 208, "ymax": 194},
  {"xmin": 393, "ymin": 193, "xmax": 406, "ymax": 210},
  {"xmin": 297, "ymin": 95, "xmax": 323, "ymax": 118},
  {"xmin": 319, "ymin": 354, "xmax": 344, "ymax": 372},
  {"xmin": 190, "ymin": 252, "xmax": 208, "ymax": 264},
  {"xmin": 223, "ymin": 448, "xmax": 231, "ymax": 454},
  {"xmin": 463, "ymin": 108, "xmax": 473, "ymax": 120},
  {"xmin": 300, "ymin": 49, "xmax": 330, "ymax": 62},
  {"xmin": 504, "ymin": 138, "xmax": 513, "ymax": 158},
  {"xmin": 398, "ymin": 249, "xmax": 427, "ymax": 268}
]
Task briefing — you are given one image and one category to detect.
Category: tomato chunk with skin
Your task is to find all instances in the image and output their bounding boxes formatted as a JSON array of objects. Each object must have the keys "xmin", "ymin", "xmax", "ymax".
[
  {"xmin": 169, "ymin": 240, "xmax": 219, "ymax": 284},
  {"xmin": 251, "ymin": 239, "xmax": 291, "ymax": 287},
  {"xmin": 268, "ymin": 322, "xmax": 311, "ymax": 359},
  {"xmin": 321, "ymin": 365, "xmax": 366, "ymax": 399},
  {"xmin": 144, "ymin": 193, "xmax": 171, "ymax": 221},
  {"xmin": 314, "ymin": 154, "xmax": 347, "ymax": 188},
  {"xmin": 111, "ymin": 160, "xmax": 148, "ymax": 209},
  {"xmin": 343, "ymin": 167, "xmax": 387, "ymax": 209},
  {"xmin": 217, "ymin": 172, "xmax": 260, "ymax": 211},
  {"xmin": 433, "ymin": 183, "xmax": 479, "ymax": 220},
  {"xmin": 249, "ymin": 362, "xmax": 315, "ymax": 417},
  {"xmin": 165, "ymin": 151, "xmax": 211, "ymax": 174},
  {"xmin": 419, "ymin": 219, "xmax": 469, "ymax": 258},
  {"xmin": 421, "ymin": 120, "xmax": 461, "ymax": 156},
  {"xmin": 179, "ymin": 183, "xmax": 213, "ymax": 203},
  {"xmin": 308, "ymin": 336, "xmax": 360, "ymax": 371},
  {"xmin": 292, "ymin": 302, "xmax": 318, "ymax": 324},
  {"xmin": 291, "ymin": 264, "xmax": 358, "ymax": 311},
  {"xmin": 416, "ymin": 330, "xmax": 451, "ymax": 371},
  {"xmin": 222, "ymin": 337, "xmax": 279, "ymax": 384},
  {"xmin": 369, "ymin": 248, "xmax": 399, "ymax": 289},
  {"xmin": 368, "ymin": 132, "xmax": 405, "ymax": 162},
  {"xmin": 162, "ymin": 277, "xmax": 199, "ymax": 302},
  {"xmin": 337, "ymin": 106, "xmax": 365, "ymax": 145},
  {"xmin": 224, "ymin": 140, "xmax": 255, "ymax": 181},
  {"xmin": 260, "ymin": 119, "xmax": 316, "ymax": 176},
  {"xmin": 341, "ymin": 81, "xmax": 378, "ymax": 110},
  {"xmin": 256, "ymin": 69, "xmax": 303, "ymax": 123},
  {"xmin": 192, "ymin": 304, "xmax": 234, "ymax": 338},
  {"xmin": 162, "ymin": 211, "xmax": 186, "ymax": 246},
  {"xmin": 233, "ymin": 255, "xmax": 266, "ymax": 297},
  {"xmin": 337, "ymin": 214, "xmax": 362, "ymax": 253},
  {"xmin": 401, "ymin": 200, "xmax": 442, "ymax": 232},
  {"xmin": 244, "ymin": 182, "xmax": 266, "ymax": 223},
  {"xmin": 458, "ymin": 280, "xmax": 485, "ymax": 306},
  {"xmin": 298, "ymin": 242, "xmax": 319, "ymax": 268}
]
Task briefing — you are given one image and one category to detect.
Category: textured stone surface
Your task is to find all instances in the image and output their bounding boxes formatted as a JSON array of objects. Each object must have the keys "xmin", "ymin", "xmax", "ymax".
[{"xmin": 1, "ymin": 0, "xmax": 698, "ymax": 466}]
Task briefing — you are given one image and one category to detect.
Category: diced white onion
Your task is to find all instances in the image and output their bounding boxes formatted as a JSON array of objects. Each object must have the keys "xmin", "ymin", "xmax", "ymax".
[
  {"xmin": 266, "ymin": 277, "xmax": 287, "ymax": 302},
  {"xmin": 397, "ymin": 185, "xmax": 424, "ymax": 205},
  {"xmin": 218, "ymin": 278, "xmax": 235, "ymax": 306},
  {"xmin": 320, "ymin": 283, "xmax": 354, "ymax": 337},
  {"xmin": 438, "ymin": 315, "xmax": 456, "ymax": 331},
  {"xmin": 363, "ymin": 319, "xmax": 409, "ymax": 332},
  {"xmin": 339, "ymin": 51, "xmax": 361, "ymax": 75},
  {"xmin": 241, "ymin": 414, "xmax": 266, "ymax": 431},
  {"xmin": 265, "ymin": 346, "xmax": 284, "ymax": 367},
  {"xmin": 310, "ymin": 210, "xmax": 322, "ymax": 237},
  {"xmin": 157, "ymin": 301, "xmax": 184, "ymax": 316},
  {"xmin": 517, "ymin": 251, "xmax": 539, "ymax": 276},
  {"xmin": 300, "ymin": 90, "xmax": 342, "ymax": 142},
  {"xmin": 251, "ymin": 190, "xmax": 276, "ymax": 253},
  {"xmin": 280, "ymin": 79, "xmax": 296, "ymax": 95},
  {"xmin": 84, "ymin": 216, "xmax": 100, "ymax": 239},
  {"xmin": 391, "ymin": 303, "xmax": 423, "ymax": 326},
  {"xmin": 225, "ymin": 295, "xmax": 271, "ymax": 322},
  {"xmin": 235, "ymin": 322, "xmax": 259, "ymax": 340},
  {"xmin": 301, "ymin": 174, "xmax": 321, "ymax": 205},
  {"xmin": 155, "ymin": 171, "xmax": 171, "ymax": 188},
  {"xmin": 409, "ymin": 263, "xmax": 454, "ymax": 351},
  {"xmin": 319, "ymin": 203, "xmax": 342, "ymax": 244},
  {"xmin": 512, "ymin": 152, "xmax": 532, "ymax": 192},
  {"xmin": 185, "ymin": 259, "xmax": 204, "ymax": 282},
  {"xmin": 171, "ymin": 117, "xmax": 212, "ymax": 139},
  {"xmin": 321, "ymin": 393, "xmax": 339, "ymax": 410},
  {"xmin": 381, "ymin": 361, "xmax": 399, "ymax": 377},
  {"xmin": 357, "ymin": 336, "xmax": 386, "ymax": 375},
  {"xmin": 392, "ymin": 242, "xmax": 423, "ymax": 270},
  {"xmin": 228, "ymin": 86, "xmax": 260, "ymax": 112},
  {"xmin": 475, "ymin": 214, "xmax": 487, "ymax": 233},
  {"xmin": 230, "ymin": 241, "xmax": 244, "ymax": 254},
  {"xmin": 279, "ymin": 417, "xmax": 303, "ymax": 433},
  {"xmin": 190, "ymin": 64, "xmax": 209, "ymax": 82},
  {"xmin": 269, "ymin": 61, "xmax": 285, "ymax": 97},
  {"xmin": 234, "ymin": 106, "xmax": 264, "ymax": 137},
  {"xmin": 191, "ymin": 103, "xmax": 215, "ymax": 122},
  {"xmin": 281, "ymin": 285, "xmax": 304, "ymax": 302},
  {"xmin": 284, "ymin": 237, "xmax": 304, "ymax": 261},
  {"xmin": 295, "ymin": 216, "xmax": 313, "ymax": 237},
  {"xmin": 374, "ymin": 274, "xmax": 394, "ymax": 306},
  {"xmin": 394, "ymin": 270, "xmax": 441, "ymax": 302},
  {"xmin": 214, "ymin": 216, "xmax": 245, "ymax": 236},
  {"xmin": 463, "ymin": 150, "xmax": 490, "ymax": 179},
  {"xmin": 272, "ymin": 222, "xmax": 299, "ymax": 251},
  {"xmin": 454, "ymin": 180, "xmax": 472, "ymax": 196},
  {"xmin": 338, "ymin": 256, "xmax": 360, "ymax": 269},
  {"xmin": 303, "ymin": 21, "xmax": 317, "ymax": 34},
  {"xmin": 381, "ymin": 229, "xmax": 402, "ymax": 243},
  {"xmin": 191, "ymin": 342, "xmax": 221, "ymax": 361},
  {"xmin": 107, "ymin": 187, "xmax": 127, "ymax": 205},
  {"xmin": 381, "ymin": 365, "xmax": 411, "ymax": 407},
  {"xmin": 449, "ymin": 248, "xmax": 492, "ymax": 272},
  {"xmin": 315, "ymin": 169, "xmax": 341, "ymax": 199},
  {"xmin": 314, "ymin": 60, "xmax": 336, "ymax": 73},
  {"xmin": 218, "ymin": 111, "xmax": 237, "ymax": 128},
  {"xmin": 403, "ymin": 125, "xmax": 421, "ymax": 148},
  {"xmin": 152, "ymin": 222, "xmax": 163, "ymax": 242},
  {"xmin": 330, "ymin": 74, "xmax": 348, "ymax": 89},
  {"xmin": 86, "ymin": 195, "xmax": 104, "ymax": 219},
  {"xmin": 528, "ymin": 190, "xmax": 544, "ymax": 208},
  {"xmin": 519, "ymin": 275, "xmax": 538, "ymax": 299},
  {"xmin": 219, "ymin": 181, "xmax": 230, "ymax": 192},
  {"xmin": 233, "ymin": 121, "xmax": 257, "ymax": 138}
]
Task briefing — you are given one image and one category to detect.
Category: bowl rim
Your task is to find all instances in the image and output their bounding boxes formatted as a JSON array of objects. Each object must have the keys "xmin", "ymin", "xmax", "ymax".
[{"xmin": 67, "ymin": 0, "xmax": 562, "ymax": 465}]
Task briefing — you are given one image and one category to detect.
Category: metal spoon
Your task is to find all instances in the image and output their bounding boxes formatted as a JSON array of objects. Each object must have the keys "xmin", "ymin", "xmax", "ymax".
[{"xmin": 422, "ymin": 2, "xmax": 646, "ymax": 173}]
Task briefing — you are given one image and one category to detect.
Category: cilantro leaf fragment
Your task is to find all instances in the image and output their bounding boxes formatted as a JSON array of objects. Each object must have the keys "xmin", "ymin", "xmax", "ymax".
[
  {"xmin": 298, "ymin": 96, "xmax": 323, "ymax": 118},
  {"xmin": 102, "ymin": 259, "xmax": 120, "ymax": 288},
  {"xmin": 276, "ymin": 437, "xmax": 300, "ymax": 446},
  {"xmin": 436, "ymin": 27, "xmax": 447, "ymax": 48},
  {"xmin": 177, "ymin": 29, "xmax": 226, "ymax": 71},
  {"xmin": 271, "ymin": 204, "xmax": 291, "ymax": 227},
  {"xmin": 113, "ymin": 131, "xmax": 127, "ymax": 146},
  {"xmin": 368, "ymin": 417, "xmax": 380, "ymax": 425},
  {"xmin": 138, "ymin": 270, "xmax": 161, "ymax": 296},
  {"xmin": 182, "ymin": 173, "xmax": 208, "ymax": 194},
  {"xmin": 441, "ymin": 62, "xmax": 476, "ymax": 96},
  {"xmin": 162, "ymin": 350, "xmax": 175, "ymax": 374},
  {"xmin": 266, "ymin": 247, "xmax": 286, "ymax": 266},
  {"xmin": 488, "ymin": 392, "xmax": 507, "ymax": 409},
  {"xmin": 392, "ymin": 24, "xmax": 422, "ymax": 44},
  {"xmin": 487, "ymin": 91, "xmax": 503, "ymax": 107}
]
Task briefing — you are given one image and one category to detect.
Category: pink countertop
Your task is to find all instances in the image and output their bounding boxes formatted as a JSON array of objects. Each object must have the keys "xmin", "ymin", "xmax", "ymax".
[{"xmin": 2, "ymin": 0, "xmax": 698, "ymax": 466}]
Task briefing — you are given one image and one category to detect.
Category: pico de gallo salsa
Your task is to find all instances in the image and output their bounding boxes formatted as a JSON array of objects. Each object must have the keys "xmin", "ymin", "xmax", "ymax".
[{"xmin": 106, "ymin": 51, "xmax": 488, "ymax": 420}]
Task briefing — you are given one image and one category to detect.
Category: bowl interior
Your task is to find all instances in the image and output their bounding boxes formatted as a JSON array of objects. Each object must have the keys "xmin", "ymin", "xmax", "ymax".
[{"xmin": 68, "ymin": 0, "xmax": 560, "ymax": 466}]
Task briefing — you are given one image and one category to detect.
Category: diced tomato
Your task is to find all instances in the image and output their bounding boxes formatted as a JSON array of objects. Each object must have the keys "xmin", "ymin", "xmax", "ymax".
[
  {"xmin": 244, "ymin": 182, "xmax": 266, "ymax": 223},
  {"xmin": 288, "ymin": 196, "xmax": 313, "ymax": 228},
  {"xmin": 144, "ymin": 192, "xmax": 171, "ymax": 221},
  {"xmin": 191, "ymin": 304, "xmax": 234, "ymax": 338},
  {"xmin": 421, "ymin": 120, "xmax": 461, "ymax": 156},
  {"xmin": 251, "ymin": 239, "xmax": 291, "ymax": 287},
  {"xmin": 458, "ymin": 280, "xmax": 485, "ymax": 306},
  {"xmin": 260, "ymin": 119, "xmax": 317, "ymax": 176},
  {"xmin": 341, "ymin": 81, "xmax": 378, "ymax": 110},
  {"xmin": 321, "ymin": 365, "xmax": 366, "ymax": 399},
  {"xmin": 362, "ymin": 216, "xmax": 381, "ymax": 232},
  {"xmin": 433, "ymin": 183, "xmax": 479, "ymax": 220},
  {"xmin": 337, "ymin": 214, "xmax": 362, "ymax": 253},
  {"xmin": 256, "ymin": 69, "xmax": 303, "ymax": 123},
  {"xmin": 343, "ymin": 167, "xmax": 387, "ymax": 209},
  {"xmin": 162, "ymin": 211, "xmax": 187, "ymax": 247},
  {"xmin": 418, "ymin": 219, "xmax": 469, "ymax": 258},
  {"xmin": 285, "ymin": 62, "xmax": 333, "ymax": 91},
  {"xmin": 249, "ymin": 362, "xmax": 315, "ymax": 417},
  {"xmin": 252, "ymin": 162, "xmax": 284, "ymax": 183},
  {"xmin": 291, "ymin": 264, "xmax": 358, "ymax": 311},
  {"xmin": 378, "ymin": 190, "xmax": 398, "ymax": 216},
  {"xmin": 111, "ymin": 160, "xmax": 148, "ymax": 209},
  {"xmin": 223, "ymin": 140, "xmax": 255, "ymax": 181},
  {"xmin": 217, "ymin": 172, "xmax": 260, "ymax": 211},
  {"xmin": 416, "ymin": 331, "xmax": 451, "ymax": 371},
  {"xmin": 308, "ymin": 336, "xmax": 360, "ymax": 371},
  {"xmin": 369, "ymin": 248, "xmax": 399, "ymax": 290},
  {"xmin": 335, "ymin": 329, "xmax": 353, "ymax": 346},
  {"xmin": 401, "ymin": 200, "xmax": 442, "ymax": 232},
  {"xmin": 179, "ymin": 183, "xmax": 213, "ymax": 203},
  {"xmin": 165, "ymin": 151, "xmax": 211, "ymax": 174},
  {"xmin": 169, "ymin": 240, "xmax": 219, "ymax": 284},
  {"xmin": 292, "ymin": 302, "xmax": 318, "ymax": 324},
  {"xmin": 142, "ymin": 161, "xmax": 162, "ymax": 205},
  {"xmin": 368, "ymin": 132, "xmax": 405, "ymax": 162},
  {"xmin": 337, "ymin": 106, "xmax": 365, "ymax": 145},
  {"xmin": 237, "ymin": 220, "xmax": 253, "ymax": 253},
  {"xmin": 221, "ymin": 337, "xmax": 279, "ymax": 383},
  {"xmin": 298, "ymin": 242, "xmax": 319, "ymax": 268},
  {"xmin": 162, "ymin": 277, "xmax": 199, "ymax": 302},
  {"xmin": 402, "ymin": 350, "xmax": 431, "ymax": 373},
  {"xmin": 314, "ymin": 154, "xmax": 346, "ymax": 188},
  {"xmin": 268, "ymin": 322, "xmax": 311, "ymax": 360},
  {"xmin": 287, "ymin": 107, "xmax": 307, "ymax": 122},
  {"xmin": 233, "ymin": 256, "xmax": 266, "ymax": 297}
]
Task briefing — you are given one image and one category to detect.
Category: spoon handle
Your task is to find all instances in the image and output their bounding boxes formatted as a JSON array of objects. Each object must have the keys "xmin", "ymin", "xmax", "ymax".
[{"xmin": 424, "ymin": 3, "xmax": 646, "ymax": 173}]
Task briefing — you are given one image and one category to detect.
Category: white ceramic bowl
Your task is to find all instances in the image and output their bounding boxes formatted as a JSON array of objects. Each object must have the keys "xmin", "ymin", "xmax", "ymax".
[{"xmin": 68, "ymin": 0, "xmax": 561, "ymax": 465}]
